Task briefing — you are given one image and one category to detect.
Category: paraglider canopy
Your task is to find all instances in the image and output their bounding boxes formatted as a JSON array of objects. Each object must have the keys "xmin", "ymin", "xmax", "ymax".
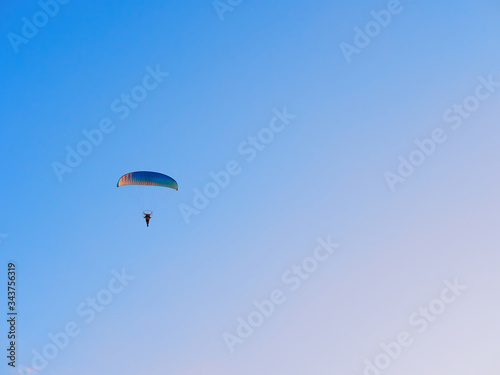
[
  {"xmin": 117, "ymin": 171, "xmax": 178, "ymax": 227},
  {"xmin": 117, "ymin": 171, "xmax": 178, "ymax": 190}
]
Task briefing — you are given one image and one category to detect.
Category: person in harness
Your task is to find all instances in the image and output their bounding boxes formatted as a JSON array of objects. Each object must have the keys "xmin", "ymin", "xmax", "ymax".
[{"xmin": 143, "ymin": 211, "xmax": 153, "ymax": 227}]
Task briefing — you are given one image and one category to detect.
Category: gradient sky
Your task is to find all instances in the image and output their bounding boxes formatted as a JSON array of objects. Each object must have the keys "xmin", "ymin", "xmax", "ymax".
[{"xmin": 1, "ymin": 0, "xmax": 500, "ymax": 374}]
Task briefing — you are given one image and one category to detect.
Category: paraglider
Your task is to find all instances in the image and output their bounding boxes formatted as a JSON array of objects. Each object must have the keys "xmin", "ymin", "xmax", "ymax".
[{"xmin": 117, "ymin": 171, "xmax": 178, "ymax": 227}]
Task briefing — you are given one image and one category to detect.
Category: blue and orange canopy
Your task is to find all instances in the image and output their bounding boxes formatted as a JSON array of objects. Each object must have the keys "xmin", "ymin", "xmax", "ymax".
[{"xmin": 117, "ymin": 171, "xmax": 178, "ymax": 190}]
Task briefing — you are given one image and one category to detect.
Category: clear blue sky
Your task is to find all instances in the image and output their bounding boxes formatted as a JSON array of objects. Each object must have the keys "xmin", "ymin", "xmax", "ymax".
[{"xmin": 1, "ymin": 0, "xmax": 500, "ymax": 374}]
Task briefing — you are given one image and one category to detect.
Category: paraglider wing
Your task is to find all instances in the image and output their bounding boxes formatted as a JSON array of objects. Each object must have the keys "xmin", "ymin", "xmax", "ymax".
[{"xmin": 117, "ymin": 171, "xmax": 178, "ymax": 190}]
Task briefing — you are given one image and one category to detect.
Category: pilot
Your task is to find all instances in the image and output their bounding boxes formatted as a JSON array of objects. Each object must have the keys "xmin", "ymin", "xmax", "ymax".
[{"xmin": 143, "ymin": 212, "xmax": 152, "ymax": 227}]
